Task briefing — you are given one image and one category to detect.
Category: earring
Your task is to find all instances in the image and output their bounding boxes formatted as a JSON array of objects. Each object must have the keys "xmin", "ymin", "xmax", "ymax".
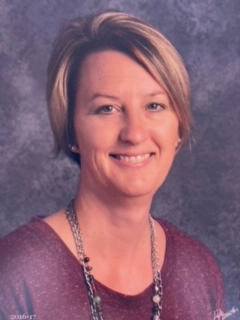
[
  {"xmin": 68, "ymin": 144, "xmax": 78, "ymax": 152},
  {"xmin": 175, "ymin": 138, "xmax": 181, "ymax": 150}
]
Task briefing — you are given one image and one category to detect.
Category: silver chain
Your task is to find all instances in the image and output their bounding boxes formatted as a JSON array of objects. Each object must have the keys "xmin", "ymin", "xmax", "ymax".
[{"xmin": 66, "ymin": 199, "xmax": 163, "ymax": 320}]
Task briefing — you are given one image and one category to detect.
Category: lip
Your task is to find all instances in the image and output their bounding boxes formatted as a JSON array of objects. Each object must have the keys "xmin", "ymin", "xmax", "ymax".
[{"xmin": 109, "ymin": 152, "xmax": 155, "ymax": 166}]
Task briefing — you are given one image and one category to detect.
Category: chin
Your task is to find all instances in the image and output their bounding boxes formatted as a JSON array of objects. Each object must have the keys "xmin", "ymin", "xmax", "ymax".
[{"xmin": 115, "ymin": 180, "xmax": 162, "ymax": 199}]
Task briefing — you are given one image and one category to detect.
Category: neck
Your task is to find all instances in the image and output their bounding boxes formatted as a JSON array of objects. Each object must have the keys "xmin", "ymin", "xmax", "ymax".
[
  {"xmin": 74, "ymin": 182, "xmax": 153, "ymax": 258},
  {"xmin": 70, "ymin": 183, "xmax": 165, "ymax": 297}
]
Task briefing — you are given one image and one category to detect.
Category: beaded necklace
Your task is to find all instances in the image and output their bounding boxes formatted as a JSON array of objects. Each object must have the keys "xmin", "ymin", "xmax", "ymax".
[{"xmin": 66, "ymin": 200, "xmax": 163, "ymax": 320}]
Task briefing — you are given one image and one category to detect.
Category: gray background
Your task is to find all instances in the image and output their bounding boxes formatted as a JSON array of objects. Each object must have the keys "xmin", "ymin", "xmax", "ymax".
[{"xmin": 0, "ymin": 0, "xmax": 239, "ymax": 316}]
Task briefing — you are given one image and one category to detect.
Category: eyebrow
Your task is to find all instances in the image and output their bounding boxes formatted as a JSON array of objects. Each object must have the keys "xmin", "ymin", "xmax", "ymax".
[
  {"xmin": 89, "ymin": 90, "xmax": 167, "ymax": 102},
  {"xmin": 89, "ymin": 93, "xmax": 120, "ymax": 102},
  {"xmin": 146, "ymin": 91, "xmax": 167, "ymax": 97}
]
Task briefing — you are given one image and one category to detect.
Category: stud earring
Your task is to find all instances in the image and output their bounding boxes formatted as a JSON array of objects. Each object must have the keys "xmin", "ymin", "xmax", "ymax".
[
  {"xmin": 175, "ymin": 138, "xmax": 181, "ymax": 150},
  {"xmin": 68, "ymin": 144, "xmax": 78, "ymax": 152}
]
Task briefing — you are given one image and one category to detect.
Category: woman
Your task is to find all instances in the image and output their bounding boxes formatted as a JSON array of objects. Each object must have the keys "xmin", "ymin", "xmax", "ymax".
[{"xmin": 0, "ymin": 11, "xmax": 224, "ymax": 320}]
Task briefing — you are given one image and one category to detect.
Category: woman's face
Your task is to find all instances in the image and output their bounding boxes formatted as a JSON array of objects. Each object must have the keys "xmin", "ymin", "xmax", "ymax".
[{"xmin": 73, "ymin": 50, "xmax": 179, "ymax": 199}]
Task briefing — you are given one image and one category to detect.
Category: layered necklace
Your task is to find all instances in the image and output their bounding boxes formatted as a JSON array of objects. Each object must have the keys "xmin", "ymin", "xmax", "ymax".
[{"xmin": 66, "ymin": 200, "xmax": 163, "ymax": 320}]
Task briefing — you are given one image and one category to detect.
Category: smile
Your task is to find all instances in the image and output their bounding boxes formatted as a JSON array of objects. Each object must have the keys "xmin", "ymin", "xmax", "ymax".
[{"xmin": 110, "ymin": 153, "xmax": 154, "ymax": 163}]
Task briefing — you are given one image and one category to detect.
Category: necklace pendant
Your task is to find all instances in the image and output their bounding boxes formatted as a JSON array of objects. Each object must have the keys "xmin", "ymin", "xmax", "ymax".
[{"xmin": 152, "ymin": 294, "xmax": 161, "ymax": 303}]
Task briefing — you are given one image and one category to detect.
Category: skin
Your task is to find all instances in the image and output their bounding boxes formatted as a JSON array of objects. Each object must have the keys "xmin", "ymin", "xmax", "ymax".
[{"xmin": 45, "ymin": 50, "xmax": 180, "ymax": 295}]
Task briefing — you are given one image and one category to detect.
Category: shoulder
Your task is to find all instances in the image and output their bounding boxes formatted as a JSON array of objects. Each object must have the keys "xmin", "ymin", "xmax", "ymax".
[
  {"xmin": 0, "ymin": 216, "xmax": 83, "ymax": 318},
  {"xmin": 159, "ymin": 219, "xmax": 223, "ymax": 279},
  {"xmin": 0, "ymin": 217, "xmax": 60, "ymax": 276},
  {"xmin": 0, "ymin": 218, "xmax": 54, "ymax": 314},
  {"xmin": 158, "ymin": 219, "xmax": 224, "ymax": 314},
  {"xmin": 159, "ymin": 219, "xmax": 219, "ymax": 266},
  {"xmin": 0, "ymin": 216, "xmax": 78, "ymax": 294}
]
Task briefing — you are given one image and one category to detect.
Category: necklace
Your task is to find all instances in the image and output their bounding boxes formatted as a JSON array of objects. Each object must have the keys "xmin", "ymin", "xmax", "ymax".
[{"xmin": 66, "ymin": 199, "xmax": 163, "ymax": 320}]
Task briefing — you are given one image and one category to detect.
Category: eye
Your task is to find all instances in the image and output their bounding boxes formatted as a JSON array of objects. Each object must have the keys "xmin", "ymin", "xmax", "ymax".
[
  {"xmin": 96, "ymin": 105, "xmax": 115, "ymax": 114},
  {"xmin": 147, "ymin": 103, "xmax": 165, "ymax": 111}
]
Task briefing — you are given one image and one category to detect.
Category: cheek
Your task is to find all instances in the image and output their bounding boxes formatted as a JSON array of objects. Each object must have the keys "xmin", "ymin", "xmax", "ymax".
[
  {"xmin": 74, "ymin": 122, "xmax": 114, "ymax": 156},
  {"xmin": 154, "ymin": 117, "xmax": 179, "ymax": 147}
]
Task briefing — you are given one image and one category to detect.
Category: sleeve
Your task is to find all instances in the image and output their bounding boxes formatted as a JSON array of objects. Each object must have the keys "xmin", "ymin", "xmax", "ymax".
[
  {"xmin": 0, "ymin": 272, "xmax": 34, "ymax": 319},
  {"xmin": 160, "ymin": 220, "xmax": 226, "ymax": 320},
  {"xmin": 202, "ymin": 248, "xmax": 225, "ymax": 316},
  {"xmin": 0, "ymin": 235, "xmax": 35, "ymax": 320},
  {"xmin": 182, "ymin": 236, "xmax": 226, "ymax": 319}
]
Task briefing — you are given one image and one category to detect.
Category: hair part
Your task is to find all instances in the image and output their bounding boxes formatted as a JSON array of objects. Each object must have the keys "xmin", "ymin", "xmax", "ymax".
[{"xmin": 47, "ymin": 11, "xmax": 192, "ymax": 164}]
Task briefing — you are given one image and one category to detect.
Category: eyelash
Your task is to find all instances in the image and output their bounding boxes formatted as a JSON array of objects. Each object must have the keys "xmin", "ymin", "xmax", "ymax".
[
  {"xmin": 95, "ymin": 103, "xmax": 166, "ymax": 114},
  {"xmin": 147, "ymin": 103, "xmax": 166, "ymax": 111},
  {"xmin": 95, "ymin": 105, "xmax": 116, "ymax": 114}
]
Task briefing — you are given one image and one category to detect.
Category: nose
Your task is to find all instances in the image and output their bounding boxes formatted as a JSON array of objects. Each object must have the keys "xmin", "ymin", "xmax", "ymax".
[{"xmin": 119, "ymin": 113, "xmax": 148, "ymax": 145}]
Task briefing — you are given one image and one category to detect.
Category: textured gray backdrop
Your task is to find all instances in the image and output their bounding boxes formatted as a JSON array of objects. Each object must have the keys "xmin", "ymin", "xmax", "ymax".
[{"xmin": 0, "ymin": 0, "xmax": 239, "ymax": 316}]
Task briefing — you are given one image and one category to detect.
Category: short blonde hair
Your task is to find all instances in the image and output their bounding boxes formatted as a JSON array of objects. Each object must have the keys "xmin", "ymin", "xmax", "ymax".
[{"xmin": 47, "ymin": 11, "xmax": 192, "ymax": 163}]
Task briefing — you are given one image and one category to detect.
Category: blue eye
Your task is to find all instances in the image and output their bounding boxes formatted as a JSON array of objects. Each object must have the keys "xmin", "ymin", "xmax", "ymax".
[
  {"xmin": 147, "ymin": 103, "xmax": 165, "ymax": 111},
  {"xmin": 97, "ymin": 105, "xmax": 114, "ymax": 114}
]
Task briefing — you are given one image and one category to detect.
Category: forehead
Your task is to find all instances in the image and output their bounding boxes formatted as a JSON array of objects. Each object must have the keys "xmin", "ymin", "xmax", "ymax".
[{"xmin": 77, "ymin": 49, "xmax": 167, "ymax": 97}]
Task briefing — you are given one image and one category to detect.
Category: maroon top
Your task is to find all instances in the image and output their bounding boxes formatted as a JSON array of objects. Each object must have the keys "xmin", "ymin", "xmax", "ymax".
[{"xmin": 0, "ymin": 217, "xmax": 224, "ymax": 320}]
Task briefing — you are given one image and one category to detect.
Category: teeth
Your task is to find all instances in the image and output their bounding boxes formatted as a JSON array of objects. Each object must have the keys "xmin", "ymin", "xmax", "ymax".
[{"xmin": 118, "ymin": 154, "xmax": 151, "ymax": 163}]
